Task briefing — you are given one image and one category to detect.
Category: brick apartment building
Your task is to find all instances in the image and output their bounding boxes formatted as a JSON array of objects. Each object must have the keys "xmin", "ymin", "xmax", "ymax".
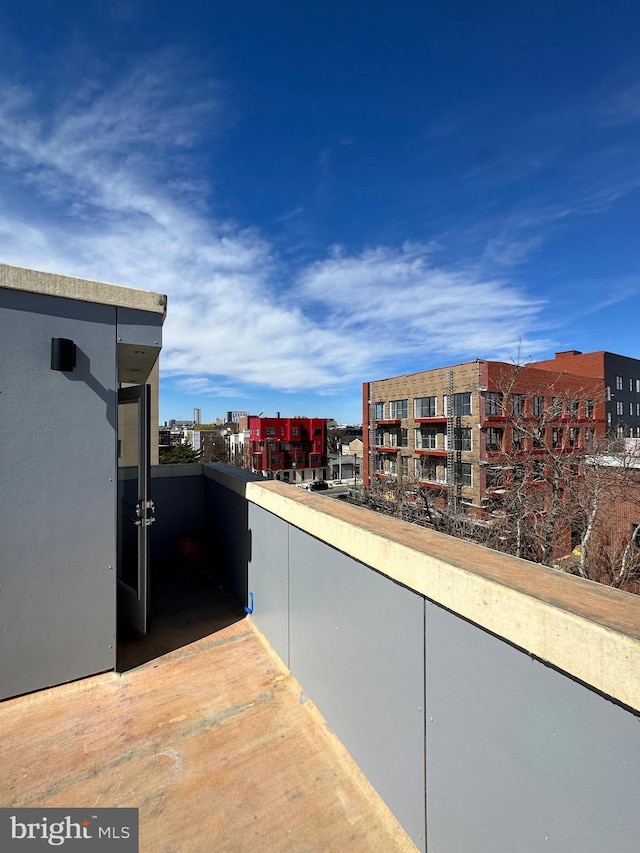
[
  {"xmin": 362, "ymin": 354, "xmax": 611, "ymax": 509},
  {"xmin": 242, "ymin": 414, "xmax": 328, "ymax": 484},
  {"xmin": 531, "ymin": 350, "xmax": 640, "ymax": 436}
]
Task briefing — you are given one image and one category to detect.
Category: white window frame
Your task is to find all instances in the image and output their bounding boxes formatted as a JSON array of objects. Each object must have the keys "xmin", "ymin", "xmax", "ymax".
[
  {"xmin": 389, "ymin": 399, "xmax": 408, "ymax": 419},
  {"xmin": 415, "ymin": 427, "xmax": 438, "ymax": 450},
  {"xmin": 414, "ymin": 396, "xmax": 437, "ymax": 418},
  {"xmin": 444, "ymin": 392, "xmax": 472, "ymax": 417}
]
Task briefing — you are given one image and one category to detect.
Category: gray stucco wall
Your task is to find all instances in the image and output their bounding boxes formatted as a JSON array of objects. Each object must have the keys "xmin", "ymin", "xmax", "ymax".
[
  {"xmin": 232, "ymin": 500, "xmax": 427, "ymax": 851},
  {"xmin": 425, "ymin": 602, "xmax": 640, "ymax": 853},
  {"xmin": 204, "ymin": 476, "xmax": 252, "ymax": 606},
  {"xmin": 288, "ymin": 525, "xmax": 426, "ymax": 850},
  {"xmin": 0, "ymin": 289, "xmax": 118, "ymax": 699},
  {"xmin": 168, "ymin": 469, "xmax": 640, "ymax": 852},
  {"xmin": 247, "ymin": 503, "xmax": 289, "ymax": 667},
  {"xmin": 150, "ymin": 468, "xmax": 205, "ymax": 562}
]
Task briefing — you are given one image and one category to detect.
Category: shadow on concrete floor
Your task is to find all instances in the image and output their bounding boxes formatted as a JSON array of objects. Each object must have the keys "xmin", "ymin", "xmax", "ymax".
[{"xmin": 117, "ymin": 558, "xmax": 246, "ymax": 672}]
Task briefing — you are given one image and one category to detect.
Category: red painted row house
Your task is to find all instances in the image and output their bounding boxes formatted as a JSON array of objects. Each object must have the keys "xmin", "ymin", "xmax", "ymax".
[{"xmin": 244, "ymin": 414, "xmax": 328, "ymax": 484}]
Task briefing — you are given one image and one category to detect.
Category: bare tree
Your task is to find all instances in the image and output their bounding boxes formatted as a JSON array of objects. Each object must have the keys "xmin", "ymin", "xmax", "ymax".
[{"xmin": 357, "ymin": 358, "xmax": 640, "ymax": 594}]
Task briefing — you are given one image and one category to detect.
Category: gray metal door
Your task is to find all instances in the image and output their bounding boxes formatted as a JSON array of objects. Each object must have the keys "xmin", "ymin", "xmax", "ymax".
[{"xmin": 117, "ymin": 384, "xmax": 154, "ymax": 634}]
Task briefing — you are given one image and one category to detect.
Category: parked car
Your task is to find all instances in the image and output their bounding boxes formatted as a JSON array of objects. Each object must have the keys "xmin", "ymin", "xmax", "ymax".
[{"xmin": 306, "ymin": 481, "xmax": 329, "ymax": 491}]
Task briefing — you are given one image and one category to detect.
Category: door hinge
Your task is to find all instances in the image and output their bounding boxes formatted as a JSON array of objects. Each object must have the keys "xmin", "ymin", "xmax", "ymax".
[{"xmin": 135, "ymin": 499, "xmax": 156, "ymax": 526}]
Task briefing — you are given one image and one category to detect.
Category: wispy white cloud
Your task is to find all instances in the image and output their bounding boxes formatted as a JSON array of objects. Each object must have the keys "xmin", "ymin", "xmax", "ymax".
[
  {"xmin": 0, "ymin": 56, "xmax": 550, "ymax": 395},
  {"xmin": 296, "ymin": 243, "xmax": 549, "ymax": 366}
]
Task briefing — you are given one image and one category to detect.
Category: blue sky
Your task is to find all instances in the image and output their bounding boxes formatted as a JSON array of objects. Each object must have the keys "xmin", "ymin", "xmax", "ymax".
[{"xmin": 1, "ymin": 2, "xmax": 640, "ymax": 424}]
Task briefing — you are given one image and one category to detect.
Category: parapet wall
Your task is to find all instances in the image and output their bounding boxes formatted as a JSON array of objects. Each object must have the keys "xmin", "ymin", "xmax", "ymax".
[{"xmin": 157, "ymin": 464, "xmax": 640, "ymax": 852}]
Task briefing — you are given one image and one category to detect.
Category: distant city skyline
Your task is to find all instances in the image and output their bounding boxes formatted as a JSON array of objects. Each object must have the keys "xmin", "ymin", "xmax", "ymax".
[{"xmin": 1, "ymin": 2, "xmax": 640, "ymax": 424}]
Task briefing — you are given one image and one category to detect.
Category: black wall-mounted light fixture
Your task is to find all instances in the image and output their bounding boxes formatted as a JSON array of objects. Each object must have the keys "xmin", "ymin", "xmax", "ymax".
[{"xmin": 51, "ymin": 337, "xmax": 76, "ymax": 372}]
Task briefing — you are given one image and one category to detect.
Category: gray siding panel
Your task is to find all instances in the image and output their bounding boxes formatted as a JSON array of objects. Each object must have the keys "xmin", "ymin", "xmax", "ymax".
[
  {"xmin": 150, "ymin": 473, "xmax": 205, "ymax": 561},
  {"xmin": 425, "ymin": 601, "xmax": 640, "ymax": 853},
  {"xmin": 288, "ymin": 527, "xmax": 426, "ymax": 852},
  {"xmin": 116, "ymin": 307, "xmax": 162, "ymax": 347},
  {"xmin": 247, "ymin": 504, "xmax": 289, "ymax": 667},
  {"xmin": 0, "ymin": 289, "xmax": 117, "ymax": 699},
  {"xmin": 203, "ymin": 478, "xmax": 251, "ymax": 605}
]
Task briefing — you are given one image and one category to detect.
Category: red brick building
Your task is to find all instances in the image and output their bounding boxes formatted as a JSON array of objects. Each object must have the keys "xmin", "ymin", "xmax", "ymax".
[
  {"xmin": 531, "ymin": 350, "xmax": 640, "ymax": 436},
  {"xmin": 244, "ymin": 415, "xmax": 328, "ymax": 484},
  {"xmin": 362, "ymin": 358, "xmax": 606, "ymax": 510}
]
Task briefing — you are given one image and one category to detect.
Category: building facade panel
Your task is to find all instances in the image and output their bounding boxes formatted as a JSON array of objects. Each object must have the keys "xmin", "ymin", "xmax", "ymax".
[
  {"xmin": 248, "ymin": 415, "xmax": 328, "ymax": 483},
  {"xmin": 364, "ymin": 357, "xmax": 608, "ymax": 512}
]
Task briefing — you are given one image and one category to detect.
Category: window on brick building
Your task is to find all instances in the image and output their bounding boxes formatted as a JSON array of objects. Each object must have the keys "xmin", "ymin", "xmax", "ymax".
[
  {"xmin": 416, "ymin": 427, "xmax": 438, "ymax": 449},
  {"xmin": 533, "ymin": 427, "xmax": 545, "ymax": 449},
  {"xmin": 568, "ymin": 399, "xmax": 579, "ymax": 418},
  {"xmin": 454, "ymin": 427, "xmax": 472, "ymax": 451},
  {"xmin": 401, "ymin": 456, "xmax": 409, "ymax": 476},
  {"xmin": 415, "ymin": 456, "xmax": 436, "ymax": 481},
  {"xmin": 485, "ymin": 466, "xmax": 502, "ymax": 489},
  {"xmin": 617, "ymin": 401, "xmax": 624, "ymax": 416},
  {"xmin": 533, "ymin": 395, "xmax": 544, "ymax": 417},
  {"xmin": 486, "ymin": 427, "xmax": 503, "ymax": 451},
  {"xmin": 459, "ymin": 463, "xmax": 472, "ymax": 487},
  {"xmin": 569, "ymin": 428, "xmax": 579, "ymax": 448},
  {"xmin": 585, "ymin": 427, "xmax": 595, "ymax": 447},
  {"xmin": 585, "ymin": 400, "xmax": 594, "ymax": 418},
  {"xmin": 511, "ymin": 394, "xmax": 525, "ymax": 415},
  {"xmin": 401, "ymin": 429, "xmax": 408, "ymax": 447},
  {"xmin": 266, "ymin": 427, "xmax": 276, "ymax": 436},
  {"xmin": 414, "ymin": 396, "xmax": 437, "ymax": 418},
  {"xmin": 374, "ymin": 402, "xmax": 384, "ymax": 420},
  {"xmin": 512, "ymin": 427, "xmax": 525, "ymax": 450},
  {"xmin": 445, "ymin": 392, "xmax": 472, "ymax": 416},
  {"xmin": 616, "ymin": 376, "xmax": 623, "ymax": 390},
  {"xmin": 552, "ymin": 427, "xmax": 563, "ymax": 449},
  {"xmin": 551, "ymin": 397, "xmax": 563, "ymax": 417},
  {"xmin": 389, "ymin": 399, "xmax": 408, "ymax": 419},
  {"xmin": 485, "ymin": 392, "xmax": 503, "ymax": 415}
]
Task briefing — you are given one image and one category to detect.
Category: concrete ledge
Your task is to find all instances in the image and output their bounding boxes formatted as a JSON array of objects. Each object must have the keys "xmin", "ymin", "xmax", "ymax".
[
  {"xmin": 152, "ymin": 463, "xmax": 204, "ymax": 478},
  {"xmin": 202, "ymin": 462, "xmax": 267, "ymax": 494},
  {"xmin": 0, "ymin": 263, "xmax": 167, "ymax": 315},
  {"xmin": 203, "ymin": 464, "xmax": 640, "ymax": 713}
]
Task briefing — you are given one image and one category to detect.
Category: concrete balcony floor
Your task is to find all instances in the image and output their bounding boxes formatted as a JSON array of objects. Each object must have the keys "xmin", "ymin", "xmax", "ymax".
[{"xmin": 0, "ymin": 567, "xmax": 415, "ymax": 853}]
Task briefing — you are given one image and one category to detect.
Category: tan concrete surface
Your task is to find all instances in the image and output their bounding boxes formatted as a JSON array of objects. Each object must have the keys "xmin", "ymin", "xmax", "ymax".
[{"xmin": 0, "ymin": 617, "xmax": 416, "ymax": 853}]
